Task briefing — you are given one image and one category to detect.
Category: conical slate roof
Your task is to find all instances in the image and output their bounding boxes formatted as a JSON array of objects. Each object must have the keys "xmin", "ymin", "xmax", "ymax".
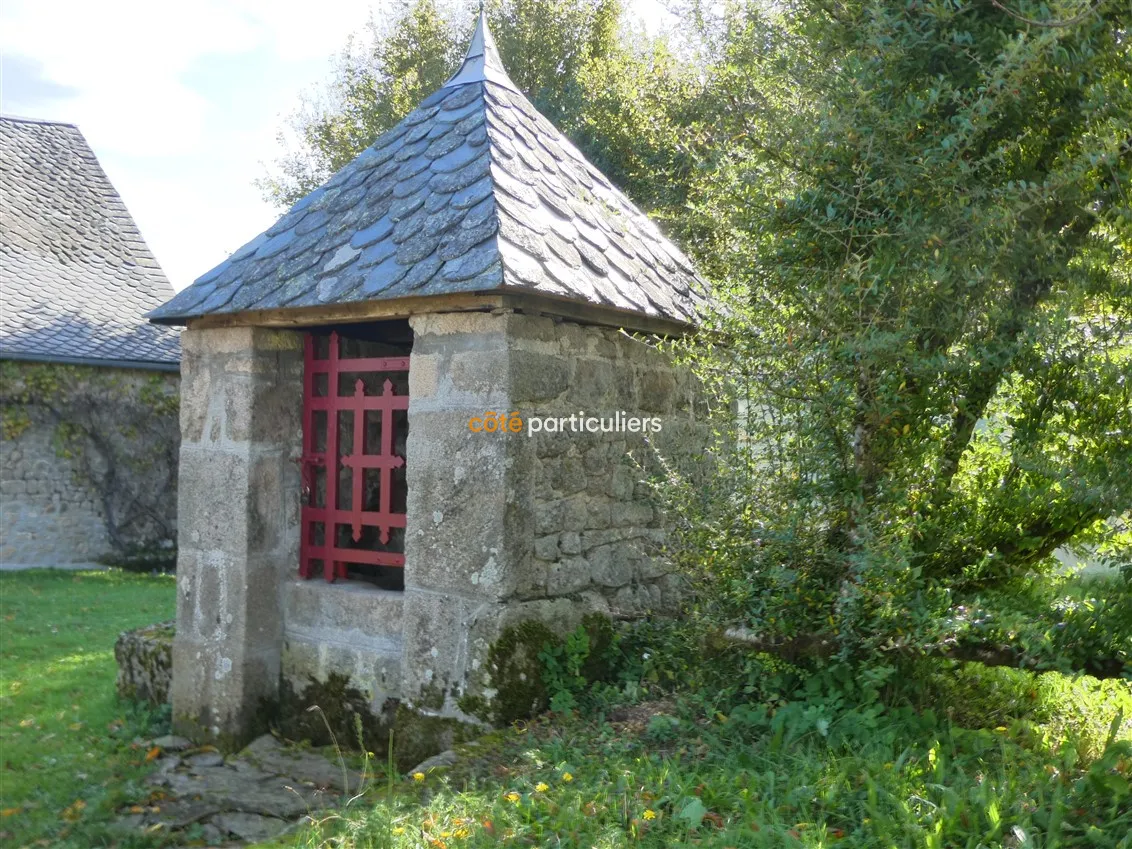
[{"xmin": 149, "ymin": 11, "xmax": 705, "ymax": 327}]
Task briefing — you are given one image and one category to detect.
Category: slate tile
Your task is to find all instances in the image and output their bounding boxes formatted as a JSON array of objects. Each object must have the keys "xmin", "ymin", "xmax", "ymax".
[
  {"xmin": 358, "ymin": 240, "xmax": 397, "ymax": 268},
  {"xmin": 441, "ymin": 242, "xmax": 497, "ymax": 281},
  {"xmin": 453, "ymin": 109, "xmax": 486, "ymax": 135},
  {"xmin": 490, "ymin": 166, "xmax": 539, "ymax": 208},
  {"xmin": 424, "ymin": 205, "xmax": 467, "ymax": 237},
  {"xmin": 351, "ymin": 216, "xmax": 395, "ymax": 249},
  {"xmin": 466, "ymin": 124, "xmax": 489, "ymax": 147},
  {"xmin": 461, "ymin": 196, "xmax": 495, "ymax": 229},
  {"xmin": 425, "ymin": 129, "xmax": 464, "ymax": 159},
  {"xmin": 440, "ymin": 84, "xmax": 481, "ymax": 111},
  {"xmin": 352, "ymin": 144, "xmax": 396, "ymax": 171},
  {"xmin": 284, "ymin": 229, "xmax": 326, "ymax": 261},
  {"xmin": 404, "ymin": 121, "xmax": 433, "ymax": 145},
  {"xmin": 360, "ymin": 254, "xmax": 410, "ymax": 295},
  {"xmin": 575, "ymin": 240, "xmax": 610, "ymax": 276},
  {"xmin": 430, "ymin": 155, "xmax": 491, "ymax": 193},
  {"xmin": 438, "ymin": 217, "xmax": 497, "ymax": 261},
  {"xmin": 295, "ymin": 209, "xmax": 330, "ymax": 236},
  {"xmin": 497, "ymin": 215, "xmax": 547, "ymax": 261},
  {"xmin": 390, "ymin": 189, "xmax": 428, "ymax": 222},
  {"xmin": 396, "ymin": 231, "xmax": 439, "ymax": 264},
  {"xmin": 544, "ymin": 230, "xmax": 583, "ymax": 268},
  {"xmin": 425, "ymin": 189, "xmax": 456, "ymax": 214},
  {"xmin": 403, "ymin": 104, "xmax": 441, "ymax": 126},
  {"xmin": 394, "ymin": 138, "xmax": 430, "ymax": 162},
  {"xmin": 451, "ymin": 176, "xmax": 493, "ymax": 210},
  {"xmin": 392, "ymin": 210, "xmax": 429, "ymax": 244},
  {"xmin": 393, "ymin": 170, "xmax": 433, "ymax": 199},
  {"xmin": 430, "ymin": 143, "xmax": 483, "ymax": 175},
  {"xmin": 401, "ymin": 256, "xmax": 443, "ymax": 290},
  {"xmin": 255, "ymin": 229, "xmax": 296, "ymax": 260}
]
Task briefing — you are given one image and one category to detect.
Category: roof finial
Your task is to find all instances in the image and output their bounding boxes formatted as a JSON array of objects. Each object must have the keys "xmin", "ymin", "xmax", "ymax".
[{"xmin": 442, "ymin": 3, "xmax": 518, "ymax": 91}]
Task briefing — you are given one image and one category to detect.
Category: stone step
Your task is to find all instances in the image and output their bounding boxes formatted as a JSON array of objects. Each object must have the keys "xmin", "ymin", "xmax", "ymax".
[
  {"xmin": 283, "ymin": 578, "xmax": 403, "ymax": 642},
  {"xmin": 282, "ymin": 579, "xmax": 404, "ymax": 704}
]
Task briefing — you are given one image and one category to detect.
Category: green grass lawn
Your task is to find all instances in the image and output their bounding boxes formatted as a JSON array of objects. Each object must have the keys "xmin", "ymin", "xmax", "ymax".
[
  {"xmin": 0, "ymin": 568, "xmax": 175, "ymax": 847},
  {"xmin": 2, "ymin": 566, "xmax": 1129, "ymax": 849}
]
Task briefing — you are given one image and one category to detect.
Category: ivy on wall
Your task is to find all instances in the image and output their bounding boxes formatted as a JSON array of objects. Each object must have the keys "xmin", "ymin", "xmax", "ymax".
[{"xmin": 0, "ymin": 361, "xmax": 180, "ymax": 554}]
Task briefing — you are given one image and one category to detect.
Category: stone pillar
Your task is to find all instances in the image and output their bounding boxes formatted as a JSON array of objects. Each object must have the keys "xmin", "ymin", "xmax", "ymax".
[
  {"xmin": 401, "ymin": 312, "xmax": 520, "ymax": 716},
  {"xmin": 171, "ymin": 326, "xmax": 303, "ymax": 746}
]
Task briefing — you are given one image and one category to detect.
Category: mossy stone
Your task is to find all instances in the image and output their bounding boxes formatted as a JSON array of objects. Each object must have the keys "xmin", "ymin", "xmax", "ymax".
[
  {"xmin": 468, "ymin": 620, "xmax": 561, "ymax": 726},
  {"xmin": 265, "ymin": 673, "xmax": 393, "ymax": 756},
  {"xmin": 391, "ymin": 704, "xmax": 479, "ymax": 772},
  {"xmin": 579, "ymin": 612, "xmax": 616, "ymax": 684}
]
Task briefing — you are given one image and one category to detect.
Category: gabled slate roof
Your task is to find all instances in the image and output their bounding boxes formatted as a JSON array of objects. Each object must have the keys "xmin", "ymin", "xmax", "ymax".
[
  {"xmin": 1, "ymin": 116, "xmax": 180, "ymax": 366},
  {"xmin": 149, "ymin": 11, "xmax": 705, "ymax": 328}
]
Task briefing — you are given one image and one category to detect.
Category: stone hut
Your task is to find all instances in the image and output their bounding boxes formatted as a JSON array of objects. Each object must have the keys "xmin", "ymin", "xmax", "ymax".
[
  {"xmin": 0, "ymin": 116, "xmax": 180, "ymax": 567},
  {"xmin": 148, "ymin": 12, "xmax": 705, "ymax": 747}
]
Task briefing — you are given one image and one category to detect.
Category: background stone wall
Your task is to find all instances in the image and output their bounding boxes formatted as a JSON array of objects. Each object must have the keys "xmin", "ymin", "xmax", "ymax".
[{"xmin": 0, "ymin": 364, "xmax": 179, "ymax": 567}]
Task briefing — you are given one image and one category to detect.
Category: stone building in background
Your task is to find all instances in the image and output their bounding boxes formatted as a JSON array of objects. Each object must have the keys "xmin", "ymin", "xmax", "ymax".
[
  {"xmin": 0, "ymin": 116, "xmax": 181, "ymax": 568},
  {"xmin": 148, "ymin": 12, "xmax": 706, "ymax": 750}
]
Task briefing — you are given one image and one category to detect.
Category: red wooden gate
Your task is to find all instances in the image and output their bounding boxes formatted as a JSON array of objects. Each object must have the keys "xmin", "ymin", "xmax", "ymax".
[{"xmin": 299, "ymin": 331, "xmax": 409, "ymax": 582}]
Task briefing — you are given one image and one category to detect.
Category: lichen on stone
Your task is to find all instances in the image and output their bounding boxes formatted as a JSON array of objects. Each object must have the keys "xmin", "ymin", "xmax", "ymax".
[{"xmin": 115, "ymin": 620, "xmax": 174, "ymax": 706}]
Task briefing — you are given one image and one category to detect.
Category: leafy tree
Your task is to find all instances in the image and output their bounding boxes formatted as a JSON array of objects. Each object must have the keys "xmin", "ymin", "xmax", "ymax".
[
  {"xmin": 259, "ymin": 0, "xmax": 1131, "ymax": 664},
  {"xmin": 668, "ymin": 0, "xmax": 1132, "ymax": 657},
  {"xmin": 258, "ymin": 0, "xmax": 693, "ymax": 209},
  {"xmin": 259, "ymin": 0, "xmax": 461, "ymax": 205}
]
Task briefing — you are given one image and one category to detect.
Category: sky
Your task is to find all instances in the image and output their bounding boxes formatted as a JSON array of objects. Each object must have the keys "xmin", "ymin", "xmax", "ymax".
[{"xmin": 1, "ymin": 0, "xmax": 670, "ymax": 292}]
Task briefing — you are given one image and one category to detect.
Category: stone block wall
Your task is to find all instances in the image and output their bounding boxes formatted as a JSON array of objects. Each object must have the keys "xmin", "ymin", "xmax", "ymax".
[
  {"xmin": 510, "ymin": 314, "xmax": 700, "ymax": 616},
  {"xmin": 281, "ymin": 580, "xmax": 403, "ymax": 711},
  {"xmin": 0, "ymin": 363, "xmax": 179, "ymax": 567},
  {"xmin": 398, "ymin": 310, "xmax": 700, "ymax": 722}
]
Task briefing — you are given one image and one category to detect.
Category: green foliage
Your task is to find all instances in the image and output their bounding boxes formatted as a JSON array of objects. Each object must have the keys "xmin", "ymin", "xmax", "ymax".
[
  {"xmin": 0, "ymin": 361, "xmax": 180, "ymax": 554},
  {"xmin": 660, "ymin": 0, "xmax": 1132, "ymax": 657},
  {"xmin": 291, "ymin": 650, "xmax": 1132, "ymax": 849},
  {"xmin": 474, "ymin": 620, "xmax": 561, "ymax": 725},
  {"xmin": 946, "ymin": 572, "xmax": 1132, "ymax": 677},
  {"xmin": 538, "ymin": 625, "xmax": 591, "ymax": 713},
  {"xmin": 905, "ymin": 658, "xmax": 1132, "ymax": 764}
]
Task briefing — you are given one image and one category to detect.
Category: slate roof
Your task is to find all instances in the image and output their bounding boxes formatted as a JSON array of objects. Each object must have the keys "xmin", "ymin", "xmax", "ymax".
[
  {"xmin": 149, "ymin": 12, "xmax": 705, "ymax": 328},
  {"xmin": 0, "ymin": 116, "xmax": 180, "ymax": 366}
]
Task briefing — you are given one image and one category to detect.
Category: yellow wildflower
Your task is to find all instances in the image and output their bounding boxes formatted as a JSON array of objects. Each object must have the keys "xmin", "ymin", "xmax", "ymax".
[
  {"xmin": 562, "ymin": 772, "xmax": 573, "ymax": 782},
  {"xmin": 535, "ymin": 782, "xmax": 549, "ymax": 793},
  {"xmin": 505, "ymin": 791, "xmax": 521, "ymax": 803},
  {"xmin": 454, "ymin": 827, "xmax": 470, "ymax": 838},
  {"xmin": 392, "ymin": 826, "xmax": 406, "ymax": 835},
  {"xmin": 643, "ymin": 809, "xmax": 657, "ymax": 821},
  {"xmin": 412, "ymin": 771, "xmax": 426, "ymax": 782}
]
